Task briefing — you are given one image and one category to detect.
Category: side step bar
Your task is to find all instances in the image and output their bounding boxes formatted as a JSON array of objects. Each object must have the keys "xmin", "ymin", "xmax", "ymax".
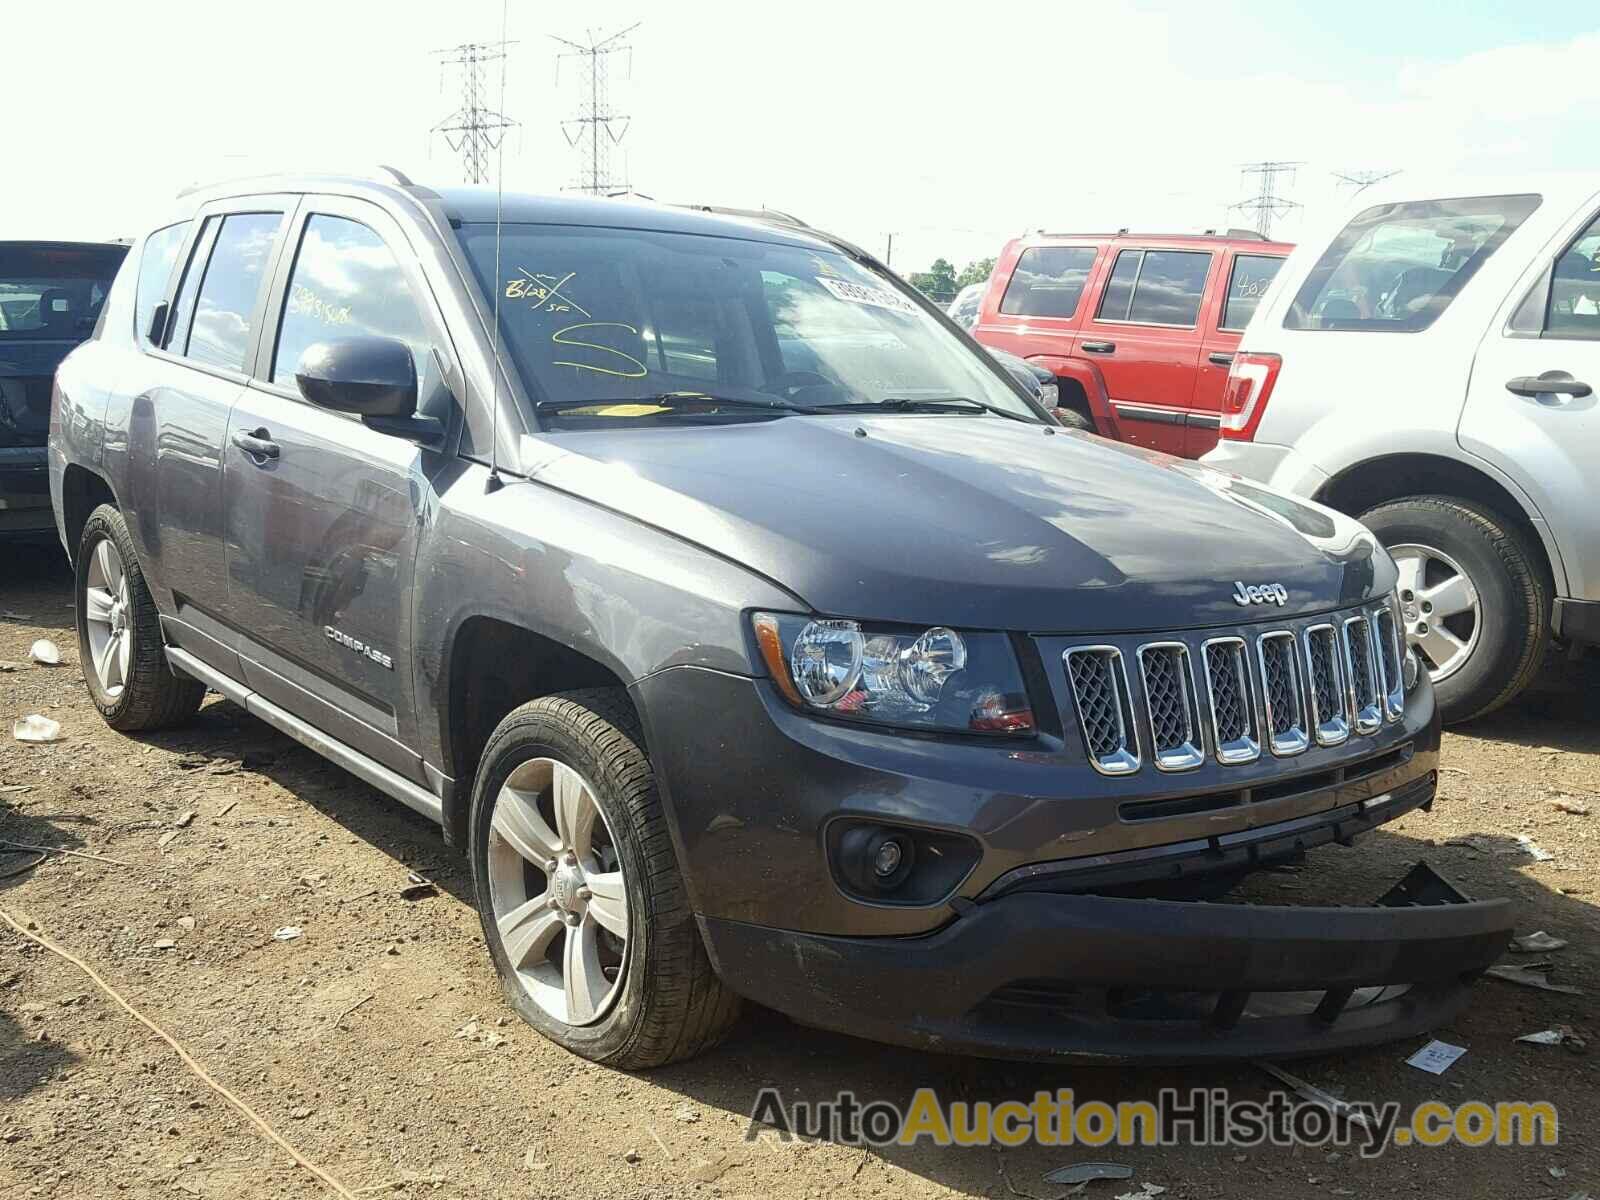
[{"xmin": 165, "ymin": 646, "xmax": 444, "ymax": 826}]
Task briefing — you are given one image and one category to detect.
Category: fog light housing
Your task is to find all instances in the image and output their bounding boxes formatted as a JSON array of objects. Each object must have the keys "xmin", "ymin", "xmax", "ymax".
[
  {"xmin": 828, "ymin": 820, "xmax": 980, "ymax": 906},
  {"xmin": 1402, "ymin": 644, "xmax": 1422, "ymax": 691}
]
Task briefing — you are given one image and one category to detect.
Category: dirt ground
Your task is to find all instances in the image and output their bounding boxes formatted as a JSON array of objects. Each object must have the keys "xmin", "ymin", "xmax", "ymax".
[{"xmin": 3, "ymin": 543, "xmax": 1598, "ymax": 1200}]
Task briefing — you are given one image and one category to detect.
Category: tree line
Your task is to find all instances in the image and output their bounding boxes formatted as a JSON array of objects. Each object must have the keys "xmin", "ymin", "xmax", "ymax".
[{"xmin": 907, "ymin": 256, "xmax": 995, "ymax": 304}]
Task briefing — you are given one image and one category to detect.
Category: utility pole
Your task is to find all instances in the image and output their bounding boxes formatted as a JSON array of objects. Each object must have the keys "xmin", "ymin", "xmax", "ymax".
[
  {"xmin": 1333, "ymin": 168, "xmax": 1402, "ymax": 195},
  {"xmin": 553, "ymin": 24, "xmax": 640, "ymax": 195},
  {"xmin": 1231, "ymin": 161, "xmax": 1302, "ymax": 239},
  {"xmin": 432, "ymin": 41, "xmax": 518, "ymax": 185}
]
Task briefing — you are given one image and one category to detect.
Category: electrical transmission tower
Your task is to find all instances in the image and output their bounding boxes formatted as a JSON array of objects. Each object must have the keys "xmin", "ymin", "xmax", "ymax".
[
  {"xmin": 553, "ymin": 24, "xmax": 640, "ymax": 195},
  {"xmin": 1231, "ymin": 161, "xmax": 1302, "ymax": 239},
  {"xmin": 433, "ymin": 41, "xmax": 518, "ymax": 185},
  {"xmin": 1333, "ymin": 168, "xmax": 1402, "ymax": 195}
]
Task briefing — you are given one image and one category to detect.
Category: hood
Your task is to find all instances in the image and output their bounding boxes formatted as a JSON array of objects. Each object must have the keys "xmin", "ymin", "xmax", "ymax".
[{"xmin": 524, "ymin": 415, "xmax": 1391, "ymax": 634}]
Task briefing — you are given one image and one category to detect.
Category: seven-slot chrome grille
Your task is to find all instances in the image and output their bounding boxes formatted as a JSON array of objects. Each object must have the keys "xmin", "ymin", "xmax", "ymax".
[{"xmin": 1064, "ymin": 600, "xmax": 1405, "ymax": 776}]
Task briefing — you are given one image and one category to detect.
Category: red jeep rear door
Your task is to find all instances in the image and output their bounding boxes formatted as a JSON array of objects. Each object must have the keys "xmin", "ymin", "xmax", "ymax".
[{"xmin": 1189, "ymin": 250, "xmax": 1286, "ymax": 456}]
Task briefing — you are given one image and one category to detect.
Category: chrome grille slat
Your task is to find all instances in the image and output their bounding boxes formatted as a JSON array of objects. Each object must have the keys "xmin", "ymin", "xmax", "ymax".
[
  {"xmin": 1372, "ymin": 605, "xmax": 1405, "ymax": 722},
  {"xmin": 1064, "ymin": 646, "xmax": 1140, "ymax": 775},
  {"xmin": 1136, "ymin": 642, "xmax": 1204, "ymax": 772},
  {"xmin": 1200, "ymin": 637, "xmax": 1259, "ymax": 764},
  {"xmin": 1342, "ymin": 615, "xmax": 1383, "ymax": 735},
  {"xmin": 1302, "ymin": 624, "xmax": 1350, "ymax": 746},
  {"xmin": 1256, "ymin": 631, "xmax": 1309, "ymax": 756}
]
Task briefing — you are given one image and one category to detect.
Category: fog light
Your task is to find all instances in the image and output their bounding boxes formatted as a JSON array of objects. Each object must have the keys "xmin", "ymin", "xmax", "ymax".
[
  {"xmin": 1402, "ymin": 644, "xmax": 1421, "ymax": 691},
  {"xmin": 873, "ymin": 839, "xmax": 904, "ymax": 877}
]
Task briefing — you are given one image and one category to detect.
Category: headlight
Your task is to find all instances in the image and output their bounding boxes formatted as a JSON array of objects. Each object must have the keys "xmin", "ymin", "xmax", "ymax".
[
  {"xmin": 1037, "ymin": 380, "xmax": 1059, "ymax": 411},
  {"xmin": 752, "ymin": 613, "xmax": 1035, "ymax": 734}
]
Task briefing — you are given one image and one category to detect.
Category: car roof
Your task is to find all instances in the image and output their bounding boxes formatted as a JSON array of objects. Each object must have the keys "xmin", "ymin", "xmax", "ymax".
[
  {"xmin": 1341, "ymin": 171, "xmax": 1600, "ymax": 215},
  {"xmin": 1017, "ymin": 231, "xmax": 1293, "ymax": 252}
]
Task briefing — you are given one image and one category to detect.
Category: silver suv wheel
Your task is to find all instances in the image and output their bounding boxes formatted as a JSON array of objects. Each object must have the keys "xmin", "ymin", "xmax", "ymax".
[
  {"xmin": 1389, "ymin": 542, "xmax": 1482, "ymax": 682},
  {"xmin": 486, "ymin": 757, "xmax": 630, "ymax": 1026},
  {"xmin": 83, "ymin": 538, "xmax": 133, "ymax": 699}
]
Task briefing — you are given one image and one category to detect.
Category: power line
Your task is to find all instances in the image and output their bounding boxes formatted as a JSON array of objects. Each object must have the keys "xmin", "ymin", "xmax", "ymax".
[
  {"xmin": 1333, "ymin": 168, "xmax": 1402, "ymax": 194},
  {"xmin": 432, "ymin": 41, "xmax": 519, "ymax": 185},
  {"xmin": 1231, "ymin": 161, "xmax": 1302, "ymax": 239},
  {"xmin": 553, "ymin": 24, "xmax": 640, "ymax": 196}
]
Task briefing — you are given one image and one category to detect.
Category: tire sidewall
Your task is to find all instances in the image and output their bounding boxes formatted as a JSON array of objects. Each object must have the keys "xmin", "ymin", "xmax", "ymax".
[
  {"xmin": 468, "ymin": 716, "xmax": 654, "ymax": 1063},
  {"xmin": 1361, "ymin": 500, "xmax": 1535, "ymax": 717},
  {"xmin": 74, "ymin": 509, "xmax": 141, "ymax": 722}
]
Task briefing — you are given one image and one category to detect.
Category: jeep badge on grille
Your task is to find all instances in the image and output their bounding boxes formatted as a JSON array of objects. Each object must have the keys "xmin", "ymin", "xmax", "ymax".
[{"xmin": 1232, "ymin": 581, "xmax": 1289, "ymax": 607}]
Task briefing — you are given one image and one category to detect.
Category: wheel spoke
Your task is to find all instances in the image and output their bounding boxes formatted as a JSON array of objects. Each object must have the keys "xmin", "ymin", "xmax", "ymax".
[
  {"xmin": 563, "ymin": 918, "xmax": 608, "ymax": 1024},
  {"xmin": 1392, "ymin": 551, "xmax": 1424, "ymax": 596},
  {"xmin": 95, "ymin": 631, "xmax": 120, "ymax": 689},
  {"xmin": 497, "ymin": 893, "xmax": 563, "ymax": 970},
  {"xmin": 1417, "ymin": 624, "xmax": 1468, "ymax": 671},
  {"xmin": 585, "ymin": 870, "xmax": 628, "ymax": 938},
  {"xmin": 95, "ymin": 539, "xmax": 122, "ymax": 591},
  {"xmin": 492, "ymin": 785, "xmax": 562, "ymax": 865},
  {"xmin": 553, "ymin": 763, "xmax": 595, "ymax": 857},
  {"xmin": 84, "ymin": 587, "xmax": 115, "ymax": 625},
  {"xmin": 1422, "ymin": 573, "xmax": 1476, "ymax": 619}
]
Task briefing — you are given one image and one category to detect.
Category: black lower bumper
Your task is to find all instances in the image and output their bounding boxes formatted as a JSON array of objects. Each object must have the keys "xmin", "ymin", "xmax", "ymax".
[
  {"xmin": 700, "ymin": 863, "xmax": 1512, "ymax": 1063},
  {"xmin": 0, "ymin": 458, "xmax": 53, "ymax": 538}
]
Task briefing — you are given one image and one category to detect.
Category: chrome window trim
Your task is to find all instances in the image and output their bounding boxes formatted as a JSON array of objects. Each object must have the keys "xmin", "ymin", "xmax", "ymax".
[
  {"xmin": 1199, "ymin": 636, "xmax": 1260, "ymax": 765},
  {"xmin": 1301, "ymin": 623, "xmax": 1351, "ymax": 747},
  {"xmin": 1063, "ymin": 645, "xmax": 1141, "ymax": 777},
  {"xmin": 1256, "ymin": 630, "xmax": 1309, "ymax": 757},
  {"xmin": 1341, "ymin": 615, "xmax": 1384, "ymax": 735},
  {"xmin": 1135, "ymin": 641, "xmax": 1206, "ymax": 773}
]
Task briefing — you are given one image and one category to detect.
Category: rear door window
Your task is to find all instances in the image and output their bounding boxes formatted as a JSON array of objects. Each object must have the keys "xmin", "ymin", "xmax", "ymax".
[
  {"xmin": 134, "ymin": 223, "xmax": 190, "ymax": 346},
  {"xmin": 1285, "ymin": 194, "xmax": 1541, "ymax": 332},
  {"xmin": 1220, "ymin": 254, "xmax": 1285, "ymax": 331},
  {"xmin": 1544, "ymin": 212, "xmax": 1600, "ymax": 341},
  {"xmin": 181, "ymin": 212, "xmax": 282, "ymax": 371},
  {"xmin": 1096, "ymin": 249, "xmax": 1211, "ymax": 326},
  {"xmin": 999, "ymin": 246, "xmax": 1098, "ymax": 318}
]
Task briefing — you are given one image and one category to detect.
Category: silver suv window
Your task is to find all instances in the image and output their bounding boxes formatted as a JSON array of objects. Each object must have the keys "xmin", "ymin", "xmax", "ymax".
[
  {"xmin": 178, "ymin": 213, "xmax": 282, "ymax": 370},
  {"xmin": 1546, "ymin": 212, "xmax": 1600, "ymax": 341},
  {"xmin": 1284, "ymin": 194, "xmax": 1541, "ymax": 332}
]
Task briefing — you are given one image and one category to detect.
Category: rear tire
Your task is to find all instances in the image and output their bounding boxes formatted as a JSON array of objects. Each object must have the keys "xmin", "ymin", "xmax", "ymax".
[
  {"xmin": 468, "ymin": 690, "xmax": 739, "ymax": 1067},
  {"xmin": 74, "ymin": 505, "xmax": 204, "ymax": 731},
  {"xmin": 1359, "ymin": 495, "xmax": 1549, "ymax": 724}
]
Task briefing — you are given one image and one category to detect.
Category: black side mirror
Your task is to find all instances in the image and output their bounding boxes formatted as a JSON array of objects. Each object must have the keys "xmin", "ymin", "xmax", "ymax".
[{"xmin": 295, "ymin": 337, "xmax": 418, "ymax": 418}]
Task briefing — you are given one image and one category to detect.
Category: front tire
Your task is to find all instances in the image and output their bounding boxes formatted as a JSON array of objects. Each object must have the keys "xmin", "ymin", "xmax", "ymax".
[
  {"xmin": 468, "ymin": 690, "xmax": 739, "ymax": 1067},
  {"xmin": 1359, "ymin": 495, "xmax": 1549, "ymax": 724},
  {"xmin": 74, "ymin": 504, "xmax": 204, "ymax": 731}
]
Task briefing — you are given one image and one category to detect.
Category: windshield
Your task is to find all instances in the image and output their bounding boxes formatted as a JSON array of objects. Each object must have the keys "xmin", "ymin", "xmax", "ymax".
[
  {"xmin": 0, "ymin": 243, "xmax": 126, "ymax": 339},
  {"xmin": 457, "ymin": 223, "xmax": 1039, "ymax": 421}
]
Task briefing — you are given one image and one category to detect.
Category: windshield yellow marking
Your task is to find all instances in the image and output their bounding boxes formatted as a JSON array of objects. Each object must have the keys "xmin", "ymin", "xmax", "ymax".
[
  {"xmin": 551, "ymin": 322, "xmax": 649, "ymax": 379},
  {"xmin": 504, "ymin": 269, "xmax": 591, "ymax": 318}
]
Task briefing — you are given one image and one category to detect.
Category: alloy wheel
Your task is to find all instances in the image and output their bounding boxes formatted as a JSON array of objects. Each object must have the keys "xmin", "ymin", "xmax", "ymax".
[
  {"xmin": 83, "ymin": 538, "xmax": 133, "ymax": 700},
  {"xmin": 486, "ymin": 757, "xmax": 630, "ymax": 1026},
  {"xmin": 1389, "ymin": 542, "xmax": 1482, "ymax": 682}
]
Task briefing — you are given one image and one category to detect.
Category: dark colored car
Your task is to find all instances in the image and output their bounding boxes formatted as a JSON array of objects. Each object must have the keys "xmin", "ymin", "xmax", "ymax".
[
  {"xmin": 50, "ymin": 172, "xmax": 1508, "ymax": 1068},
  {"xmin": 973, "ymin": 230, "xmax": 1291, "ymax": 455},
  {"xmin": 1, "ymin": 241, "xmax": 126, "ymax": 539}
]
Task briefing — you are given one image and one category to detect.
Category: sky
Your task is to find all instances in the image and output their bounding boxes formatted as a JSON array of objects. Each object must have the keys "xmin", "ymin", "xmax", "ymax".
[{"xmin": 8, "ymin": 1, "xmax": 1599, "ymax": 275}]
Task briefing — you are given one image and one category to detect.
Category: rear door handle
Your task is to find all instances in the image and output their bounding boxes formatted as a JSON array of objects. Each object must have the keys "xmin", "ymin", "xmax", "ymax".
[
  {"xmin": 1080, "ymin": 340, "xmax": 1116, "ymax": 354},
  {"xmin": 1208, "ymin": 351, "xmax": 1235, "ymax": 367},
  {"xmin": 231, "ymin": 428, "xmax": 280, "ymax": 461},
  {"xmin": 1506, "ymin": 371, "xmax": 1592, "ymax": 401}
]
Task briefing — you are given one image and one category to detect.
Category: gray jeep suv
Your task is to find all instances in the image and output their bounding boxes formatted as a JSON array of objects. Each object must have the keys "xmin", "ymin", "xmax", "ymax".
[{"xmin": 49, "ymin": 171, "xmax": 1510, "ymax": 1067}]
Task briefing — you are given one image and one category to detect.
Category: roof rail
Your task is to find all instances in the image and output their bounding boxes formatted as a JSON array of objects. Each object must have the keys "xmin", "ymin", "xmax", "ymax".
[
  {"xmin": 175, "ymin": 165, "xmax": 418, "ymax": 199},
  {"xmin": 675, "ymin": 203, "xmax": 812, "ymax": 230}
]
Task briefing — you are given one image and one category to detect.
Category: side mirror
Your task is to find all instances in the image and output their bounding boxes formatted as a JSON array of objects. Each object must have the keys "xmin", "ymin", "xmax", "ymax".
[{"xmin": 295, "ymin": 337, "xmax": 417, "ymax": 418}]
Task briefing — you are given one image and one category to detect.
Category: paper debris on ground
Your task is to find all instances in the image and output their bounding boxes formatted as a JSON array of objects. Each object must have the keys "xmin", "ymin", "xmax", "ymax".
[
  {"xmin": 1115, "ymin": 1184, "xmax": 1165, "ymax": 1200},
  {"xmin": 1045, "ymin": 1162, "xmax": 1133, "ymax": 1185},
  {"xmin": 28, "ymin": 639, "xmax": 61, "ymax": 665},
  {"xmin": 1406, "ymin": 1039, "xmax": 1467, "ymax": 1075},
  {"xmin": 399, "ymin": 871, "xmax": 438, "ymax": 901},
  {"xmin": 1516, "ymin": 1025, "xmax": 1586, "ymax": 1050},
  {"xmin": 13, "ymin": 715, "xmax": 62, "ymax": 743},
  {"xmin": 1487, "ymin": 963, "xmax": 1584, "ymax": 995},
  {"xmin": 1515, "ymin": 835, "xmax": 1555, "ymax": 862},
  {"xmin": 272, "ymin": 926, "xmax": 303, "ymax": 942},
  {"xmin": 1548, "ymin": 796, "xmax": 1591, "ymax": 816},
  {"xmin": 1512, "ymin": 931, "xmax": 1568, "ymax": 953},
  {"xmin": 1254, "ymin": 1062, "xmax": 1376, "ymax": 1133}
]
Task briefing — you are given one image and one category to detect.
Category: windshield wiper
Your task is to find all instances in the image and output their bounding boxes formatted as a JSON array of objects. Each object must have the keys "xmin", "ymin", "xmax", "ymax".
[
  {"xmin": 536, "ymin": 391, "xmax": 799, "ymax": 420},
  {"xmin": 839, "ymin": 396, "xmax": 1038, "ymax": 424}
]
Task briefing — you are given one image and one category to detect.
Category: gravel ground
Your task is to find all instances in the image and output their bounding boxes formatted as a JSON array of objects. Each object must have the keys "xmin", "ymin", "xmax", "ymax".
[{"xmin": 2, "ymin": 543, "xmax": 1598, "ymax": 1199}]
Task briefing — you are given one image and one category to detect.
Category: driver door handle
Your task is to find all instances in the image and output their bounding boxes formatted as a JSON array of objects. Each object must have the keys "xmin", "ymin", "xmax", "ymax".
[
  {"xmin": 1506, "ymin": 371, "xmax": 1592, "ymax": 401},
  {"xmin": 231, "ymin": 428, "xmax": 280, "ymax": 461}
]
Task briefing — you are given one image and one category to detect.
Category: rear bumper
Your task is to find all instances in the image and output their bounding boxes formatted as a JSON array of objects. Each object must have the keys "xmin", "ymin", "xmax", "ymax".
[{"xmin": 700, "ymin": 861, "xmax": 1512, "ymax": 1063}]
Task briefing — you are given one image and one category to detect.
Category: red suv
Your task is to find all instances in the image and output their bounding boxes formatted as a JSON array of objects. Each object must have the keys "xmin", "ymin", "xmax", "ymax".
[{"xmin": 972, "ymin": 231, "xmax": 1290, "ymax": 457}]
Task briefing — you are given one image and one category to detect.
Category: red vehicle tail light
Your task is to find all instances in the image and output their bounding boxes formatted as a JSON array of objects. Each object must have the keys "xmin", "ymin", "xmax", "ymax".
[{"xmin": 1219, "ymin": 352, "xmax": 1282, "ymax": 441}]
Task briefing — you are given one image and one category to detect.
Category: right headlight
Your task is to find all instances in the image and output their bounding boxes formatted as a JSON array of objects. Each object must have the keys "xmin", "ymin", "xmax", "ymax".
[{"xmin": 751, "ymin": 612, "xmax": 1035, "ymax": 735}]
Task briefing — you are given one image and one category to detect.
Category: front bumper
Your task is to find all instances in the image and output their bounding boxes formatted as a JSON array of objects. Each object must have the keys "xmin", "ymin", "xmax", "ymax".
[{"xmin": 699, "ymin": 861, "xmax": 1512, "ymax": 1063}]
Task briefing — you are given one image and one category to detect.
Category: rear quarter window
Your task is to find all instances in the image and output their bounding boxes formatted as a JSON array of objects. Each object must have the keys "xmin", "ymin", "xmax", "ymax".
[
  {"xmin": 1284, "ymin": 194, "xmax": 1541, "ymax": 332},
  {"xmin": 134, "ymin": 223, "xmax": 190, "ymax": 346},
  {"xmin": 1220, "ymin": 254, "xmax": 1285, "ymax": 331}
]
